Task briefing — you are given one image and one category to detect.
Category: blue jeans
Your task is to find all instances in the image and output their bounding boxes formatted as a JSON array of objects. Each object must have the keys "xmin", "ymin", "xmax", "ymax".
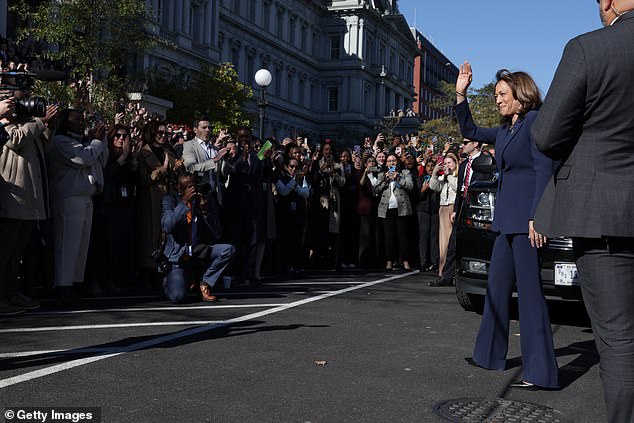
[{"xmin": 162, "ymin": 244, "xmax": 236, "ymax": 303}]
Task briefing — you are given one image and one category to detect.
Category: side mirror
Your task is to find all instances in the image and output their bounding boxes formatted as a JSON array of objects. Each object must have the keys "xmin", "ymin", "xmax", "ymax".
[{"xmin": 471, "ymin": 152, "xmax": 496, "ymax": 174}]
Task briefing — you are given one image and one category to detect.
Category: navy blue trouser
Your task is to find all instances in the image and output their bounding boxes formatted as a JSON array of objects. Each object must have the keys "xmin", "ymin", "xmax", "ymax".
[
  {"xmin": 473, "ymin": 233, "xmax": 559, "ymax": 388},
  {"xmin": 163, "ymin": 244, "xmax": 235, "ymax": 304}
]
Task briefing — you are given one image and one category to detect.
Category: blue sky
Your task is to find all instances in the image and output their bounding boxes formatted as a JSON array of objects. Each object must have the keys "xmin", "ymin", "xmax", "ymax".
[{"xmin": 398, "ymin": 1, "xmax": 601, "ymax": 94}]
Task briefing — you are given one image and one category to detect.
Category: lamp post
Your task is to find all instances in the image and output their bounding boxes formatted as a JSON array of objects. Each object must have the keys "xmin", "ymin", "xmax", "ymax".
[{"xmin": 255, "ymin": 69, "xmax": 272, "ymax": 141}]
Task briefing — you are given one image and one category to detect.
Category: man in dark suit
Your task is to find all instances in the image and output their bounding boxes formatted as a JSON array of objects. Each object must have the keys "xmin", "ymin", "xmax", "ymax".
[
  {"xmin": 532, "ymin": 2, "xmax": 634, "ymax": 421},
  {"xmin": 222, "ymin": 127, "xmax": 270, "ymax": 283},
  {"xmin": 430, "ymin": 138, "xmax": 488, "ymax": 286},
  {"xmin": 0, "ymin": 40, "xmax": 9, "ymax": 65}
]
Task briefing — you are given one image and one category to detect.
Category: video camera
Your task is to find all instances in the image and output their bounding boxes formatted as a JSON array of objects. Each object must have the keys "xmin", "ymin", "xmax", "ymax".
[{"xmin": 0, "ymin": 69, "xmax": 66, "ymax": 118}]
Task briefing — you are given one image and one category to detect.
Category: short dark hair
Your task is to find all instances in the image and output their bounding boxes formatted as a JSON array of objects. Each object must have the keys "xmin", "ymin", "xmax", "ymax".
[
  {"xmin": 193, "ymin": 117, "xmax": 211, "ymax": 129},
  {"xmin": 54, "ymin": 108, "xmax": 83, "ymax": 137}
]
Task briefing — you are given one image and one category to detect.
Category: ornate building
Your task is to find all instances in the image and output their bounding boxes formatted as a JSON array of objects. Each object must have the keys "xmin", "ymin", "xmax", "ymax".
[
  {"xmin": 146, "ymin": 0, "xmax": 418, "ymax": 144},
  {"xmin": 412, "ymin": 29, "xmax": 459, "ymax": 121},
  {"xmin": 1, "ymin": 0, "xmax": 423, "ymax": 143}
]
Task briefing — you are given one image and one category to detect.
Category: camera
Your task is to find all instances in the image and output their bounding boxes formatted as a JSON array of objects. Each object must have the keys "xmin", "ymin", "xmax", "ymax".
[
  {"xmin": 150, "ymin": 248, "xmax": 173, "ymax": 274},
  {"xmin": 193, "ymin": 172, "xmax": 212, "ymax": 198},
  {"xmin": 0, "ymin": 69, "xmax": 65, "ymax": 118}
]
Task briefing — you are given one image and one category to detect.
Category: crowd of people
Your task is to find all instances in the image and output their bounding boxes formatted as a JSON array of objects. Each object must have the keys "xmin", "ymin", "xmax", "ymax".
[
  {"xmin": 1, "ymin": 35, "xmax": 56, "ymax": 73},
  {"xmin": 2, "ymin": 1, "xmax": 633, "ymax": 420},
  {"xmin": 0, "ymin": 78, "xmax": 486, "ymax": 314}
]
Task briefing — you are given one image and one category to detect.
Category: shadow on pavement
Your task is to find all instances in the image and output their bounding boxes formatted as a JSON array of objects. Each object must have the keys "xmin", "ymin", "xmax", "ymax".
[{"xmin": 0, "ymin": 320, "xmax": 329, "ymax": 373}]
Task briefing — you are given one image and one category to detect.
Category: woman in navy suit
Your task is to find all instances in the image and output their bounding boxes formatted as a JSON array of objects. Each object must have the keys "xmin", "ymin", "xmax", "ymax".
[{"xmin": 455, "ymin": 62, "xmax": 559, "ymax": 390}]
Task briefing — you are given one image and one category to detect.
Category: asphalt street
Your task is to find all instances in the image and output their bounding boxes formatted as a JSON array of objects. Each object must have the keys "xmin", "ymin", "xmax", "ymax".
[{"xmin": 0, "ymin": 270, "xmax": 602, "ymax": 423}]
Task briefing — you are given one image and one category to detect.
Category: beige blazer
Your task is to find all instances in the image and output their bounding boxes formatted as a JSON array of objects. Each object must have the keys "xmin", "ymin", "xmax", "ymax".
[{"xmin": 0, "ymin": 119, "xmax": 52, "ymax": 220}]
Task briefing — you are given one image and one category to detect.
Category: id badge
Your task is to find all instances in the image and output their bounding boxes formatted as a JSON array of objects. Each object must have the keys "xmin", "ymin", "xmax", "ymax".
[
  {"xmin": 121, "ymin": 187, "xmax": 128, "ymax": 198},
  {"xmin": 290, "ymin": 201, "xmax": 297, "ymax": 211}
]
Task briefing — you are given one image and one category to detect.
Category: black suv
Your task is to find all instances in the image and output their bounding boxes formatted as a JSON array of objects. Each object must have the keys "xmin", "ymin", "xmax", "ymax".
[{"xmin": 454, "ymin": 158, "xmax": 583, "ymax": 313}]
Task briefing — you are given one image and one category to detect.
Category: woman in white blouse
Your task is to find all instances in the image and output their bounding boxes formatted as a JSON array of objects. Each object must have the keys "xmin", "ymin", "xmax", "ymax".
[{"xmin": 429, "ymin": 153, "xmax": 459, "ymax": 281}]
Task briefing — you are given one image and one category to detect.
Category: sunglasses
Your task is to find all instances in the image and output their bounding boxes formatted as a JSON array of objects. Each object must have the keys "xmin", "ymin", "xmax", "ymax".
[
  {"xmin": 114, "ymin": 133, "xmax": 128, "ymax": 138},
  {"xmin": 157, "ymin": 130, "xmax": 166, "ymax": 136},
  {"xmin": 288, "ymin": 164, "xmax": 299, "ymax": 169}
]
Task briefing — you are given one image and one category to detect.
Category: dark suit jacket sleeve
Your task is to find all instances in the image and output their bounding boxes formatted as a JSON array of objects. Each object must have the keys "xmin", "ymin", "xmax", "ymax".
[
  {"xmin": 527, "ymin": 113, "xmax": 556, "ymax": 219},
  {"xmin": 455, "ymin": 100, "xmax": 500, "ymax": 144},
  {"xmin": 532, "ymin": 38, "xmax": 587, "ymax": 158},
  {"xmin": 0, "ymin": 126, "xmax": 8, "ymax": 149},
  {"xmin": 161, "ymin": 194, "xmax": 190, "ymax": 234}
]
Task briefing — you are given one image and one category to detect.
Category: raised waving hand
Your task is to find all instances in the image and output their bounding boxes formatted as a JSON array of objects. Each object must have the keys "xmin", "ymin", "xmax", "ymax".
[{"xmin": 456, "ymin": 61, "xmax": 473, "ymax": 103}]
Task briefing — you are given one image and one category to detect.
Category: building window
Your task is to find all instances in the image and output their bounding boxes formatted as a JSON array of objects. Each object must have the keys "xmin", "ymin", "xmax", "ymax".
[
  {"xmin": 276, "ymin": 9, "xmax": 285, "ymax": 39},
  {"xmin": 287, "ymin": 74, "xmax": 294, "ymax": 102},
  {"xmin": 263, "ymin": 2, "xmax": 271, "ymax": 31},
  {"xmin": 188, "ymin": 6, "xmax": 194, "ymax": 36},
  {"xmin": 299, "ymin": 79, "xmax": 306, "ymax": 107},
  {"xmin": 289, "ymin": 19, "xmax": 296, "ymax": 46},
  {"xmin": 328, "ymin": 87, "xmax": 339, "ymax": 112},
  {"xmin": 247, "ymin": 1, "xmax": 256, "ymax": 22},
  {"xmin": 246, "ymin": 56, "xmax": 254, "ymax": 86},
  {"xmin": 310, "ymin": 83, "xmax": 316, "ymax": 109},
  {"xmin": 232, "ymin": 0, "xmax": 241, "ymax": 15},
  {"xmin": 329, "ymin": 35, "xmax": 340, "ymax": 60},
  {"xmin": 301, "ymin": 25, "xmax": 307, "ymax": 51},
  {"xmin": 275, "ymin": 68, "xmax": 282, "ymax": 97}
]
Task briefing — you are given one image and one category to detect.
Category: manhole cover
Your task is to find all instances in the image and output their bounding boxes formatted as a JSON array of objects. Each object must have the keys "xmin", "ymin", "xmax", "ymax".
[{"xmin": 433, "ymin": 398, "xmax": 572, "ymax": 422}]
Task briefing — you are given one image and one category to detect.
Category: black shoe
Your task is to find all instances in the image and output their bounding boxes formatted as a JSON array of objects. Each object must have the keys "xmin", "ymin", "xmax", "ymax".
[
  {"xmin": 509, "ymin": 380, "xmax": 540, "ymax": 391},
  {"xmin": 55, "ymin": 287, "xmax": 80, "ymax": 308},
  {"xmin": 423, "ymin": 264, "xmax": 435, "ymax": 272},
  {"xmin": 428, "ymin": 277, "xmax": 452, "ymax": 287},
  {"xmin": 464, "ymin": 357, "xmax": 487, "ymax": 370}
]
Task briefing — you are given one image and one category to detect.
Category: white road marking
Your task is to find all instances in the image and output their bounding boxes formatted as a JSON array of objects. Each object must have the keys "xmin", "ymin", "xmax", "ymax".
[
  {"xmin": 264, "ymin": 282, "xmax": 366, "ymax": 286},
  {"xmin": 0, "ymin": 348, "xmax": 129, "ymax": 358},
  {"xmin": 0, "ymin": 321, "xmax": 223, "ymax": 333},
  {"xmin": 0, "ymin": 271, "xmax": 416, "ymax": 389},
  {"xmin": 25, "ymin": 303, "xmax": 288, "ymax": 316}
]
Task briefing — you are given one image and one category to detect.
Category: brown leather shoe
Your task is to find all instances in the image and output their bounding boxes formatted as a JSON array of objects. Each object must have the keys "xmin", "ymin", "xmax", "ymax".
[{"xmin": 199, "ymin": 283, "xmax": 217, "ymax": 302}]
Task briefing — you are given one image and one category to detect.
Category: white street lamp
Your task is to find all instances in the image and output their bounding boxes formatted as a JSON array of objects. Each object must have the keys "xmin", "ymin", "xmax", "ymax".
[{"xmin": 255, "ymin": 69, "xmax": 272, "ymax": 140}]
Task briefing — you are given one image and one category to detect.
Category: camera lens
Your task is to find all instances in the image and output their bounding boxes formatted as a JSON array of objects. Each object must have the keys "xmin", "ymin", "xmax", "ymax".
[{"xmin": 15, "ymin": 96, "xmax": 47, "ymax": 117}]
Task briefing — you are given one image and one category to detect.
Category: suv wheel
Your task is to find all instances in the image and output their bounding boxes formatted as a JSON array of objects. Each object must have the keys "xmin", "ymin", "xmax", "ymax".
[{"xmin": 455, "ymin": 285, "xmax": 484, "ymax": 313}]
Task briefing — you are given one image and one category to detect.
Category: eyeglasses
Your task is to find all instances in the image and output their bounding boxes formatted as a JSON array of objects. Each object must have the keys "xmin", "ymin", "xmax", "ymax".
[
  {"xmin": 288, "ymin": 164, "xmax": 299, "ymax": 169},
  {"xmin": 114, "ymin": 133, "xmax": 128, "ymax": 138},
  {"xmin": 157, "ymin": 131, "xmax": 166, "ymax": 136}
]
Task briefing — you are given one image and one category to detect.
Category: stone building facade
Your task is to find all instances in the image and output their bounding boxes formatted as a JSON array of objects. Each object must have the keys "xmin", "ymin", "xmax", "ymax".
[{"xmin": 147, "ymin": 0, "xmax": 419, "ymax": 144}]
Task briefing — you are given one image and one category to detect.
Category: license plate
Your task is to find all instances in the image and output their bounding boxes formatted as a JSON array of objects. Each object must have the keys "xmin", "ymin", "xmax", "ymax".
[{"xmin": 554, "ymin": 263, "xmax": 580, "ymax": 286}]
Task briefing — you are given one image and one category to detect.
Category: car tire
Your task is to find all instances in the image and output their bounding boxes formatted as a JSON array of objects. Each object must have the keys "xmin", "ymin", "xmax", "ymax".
[{"xmin": 455, "ymin": 285, "xmax": 484, "ymax": 313}]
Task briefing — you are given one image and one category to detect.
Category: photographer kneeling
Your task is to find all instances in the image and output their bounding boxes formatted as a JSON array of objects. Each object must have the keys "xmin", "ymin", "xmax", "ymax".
[{"xmin": 160, "ymin": 173, "xmax": 235, "ymax": 303}]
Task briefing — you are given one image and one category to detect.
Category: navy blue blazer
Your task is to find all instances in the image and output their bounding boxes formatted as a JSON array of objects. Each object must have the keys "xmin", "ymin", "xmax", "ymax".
[
  {"xmin": 455, "ymin": 101, "xmax": 555, "ymax": 234},
  {"xmin": 161, "ymin": 193, "xmax": 219, "ymax": 263}
]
